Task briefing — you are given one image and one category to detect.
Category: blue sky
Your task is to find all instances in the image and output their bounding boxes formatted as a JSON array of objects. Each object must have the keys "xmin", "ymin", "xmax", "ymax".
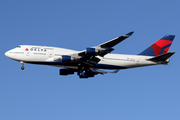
[{"xmin": 1, "ymin": 0, "xmax": 180, "ymax": 120}]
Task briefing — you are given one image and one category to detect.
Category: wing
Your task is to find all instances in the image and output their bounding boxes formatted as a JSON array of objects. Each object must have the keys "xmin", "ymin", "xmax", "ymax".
[
  {"xmin": 99, "ymin": 31, "xmax": 134, "ymax": 48},
  {"xmin": 74, "ymin": 31, "xmax": 134, "ymax": 72},
  {"xmin": 78, "ymin": 31, "xmax": 134, "ymax": 57}
]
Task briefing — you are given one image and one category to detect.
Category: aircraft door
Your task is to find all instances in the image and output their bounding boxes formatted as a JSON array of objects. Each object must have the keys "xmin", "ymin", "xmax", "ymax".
[{"xmin": 48, "ymin": 50, "xmax": 54, "ymax": 58}]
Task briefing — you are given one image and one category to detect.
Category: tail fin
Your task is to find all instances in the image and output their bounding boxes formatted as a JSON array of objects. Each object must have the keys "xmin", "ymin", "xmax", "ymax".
[{"xmin": 139, "ymin": 35, "xmax": 175, "ymax": 56}]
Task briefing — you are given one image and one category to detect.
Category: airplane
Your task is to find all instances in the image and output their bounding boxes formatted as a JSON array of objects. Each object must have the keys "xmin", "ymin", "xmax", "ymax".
[{"xmin": 5, "ymin": 31, "xmax": 175, "ymax": 78}]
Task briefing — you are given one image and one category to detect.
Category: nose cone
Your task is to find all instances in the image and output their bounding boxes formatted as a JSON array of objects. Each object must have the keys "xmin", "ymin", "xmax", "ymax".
[
  {"xmin": 5, "ymin": 50, "xmax": 13, "ymax": 59},
  {"xmin": 5, "ymin": 51, "xmax": 9, "ymax": 57}
]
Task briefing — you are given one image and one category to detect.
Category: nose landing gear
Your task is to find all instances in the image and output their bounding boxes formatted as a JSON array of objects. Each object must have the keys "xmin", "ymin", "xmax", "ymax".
[
  {"xmin": 20, "ymin": 61, "xmax": 24, "ymax": 70},
  {"xmin": 21, "ymin": 66, "xmax": 24, "ymax": 70}
]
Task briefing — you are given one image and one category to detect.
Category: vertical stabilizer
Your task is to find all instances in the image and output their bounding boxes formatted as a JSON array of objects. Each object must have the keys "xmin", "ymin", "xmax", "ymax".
[{"xmin": 139, "ymin": 35, "xmax": 175, "ymax": 56}]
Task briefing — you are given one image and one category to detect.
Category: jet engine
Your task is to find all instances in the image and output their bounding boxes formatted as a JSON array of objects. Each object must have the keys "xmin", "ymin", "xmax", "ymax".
[
  {"xmin": 59, "ymin": 69, "xmax": 75, "ymax": 75},
  {"xmin": 85, "ymin": 47, "xmax": 114, "ymax": 56},
  {"xmin": 85, "ymin": 48, "xmax": 99, "ymax": 55},
  {"xmin": 53, "ymin": 55, "xmax": 77, "ymax": 62}
]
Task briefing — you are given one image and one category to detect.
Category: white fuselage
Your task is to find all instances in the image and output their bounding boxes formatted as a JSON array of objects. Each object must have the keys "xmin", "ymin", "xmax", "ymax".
[{"xmin": 5, "ymin": 45, "xmax": 158, "ymax": 70}]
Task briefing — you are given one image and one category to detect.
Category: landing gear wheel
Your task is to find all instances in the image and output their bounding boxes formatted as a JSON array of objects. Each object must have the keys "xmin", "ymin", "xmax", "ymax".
[
  {"xmin": 20, "ymin": 61, "xmax": 24, "ymax": 70},
  {"xmin": 21, "ymin": 66, "xmax": 24, "ymax": 70}
]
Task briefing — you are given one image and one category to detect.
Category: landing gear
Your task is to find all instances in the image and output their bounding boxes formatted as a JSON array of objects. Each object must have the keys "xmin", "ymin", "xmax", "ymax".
[
  {"xmin": 77, "ymin": 63, "xmax": 82, "ymax": 76},
  {"xmin": 20, "ymin": 61, "xmax": 24, "ymax": 70},
  {"xmin": 21, "ymin": 66, "xmax": 24, "ymax": 70},
  {"xmin": 77, "ymin": 62, "xmax": 92, "ymax": 78}
]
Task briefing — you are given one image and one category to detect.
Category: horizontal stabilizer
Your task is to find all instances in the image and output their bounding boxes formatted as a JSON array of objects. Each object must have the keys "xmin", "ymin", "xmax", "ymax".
[{"xmin": 147, "ymin": 52, "xmax": 175, "ymax": 61}]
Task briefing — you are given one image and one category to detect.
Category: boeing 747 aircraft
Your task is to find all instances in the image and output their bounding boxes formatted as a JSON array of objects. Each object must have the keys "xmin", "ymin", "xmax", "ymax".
[{"xmin": 5, "ymin": 31, "xmax": 175, "ymax": 78}]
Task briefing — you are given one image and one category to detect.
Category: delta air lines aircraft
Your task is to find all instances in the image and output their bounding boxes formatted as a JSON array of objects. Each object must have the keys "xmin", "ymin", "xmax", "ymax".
[{"xmin": 5, "ymin": 32, "xmax": 175, "ymax": 78}]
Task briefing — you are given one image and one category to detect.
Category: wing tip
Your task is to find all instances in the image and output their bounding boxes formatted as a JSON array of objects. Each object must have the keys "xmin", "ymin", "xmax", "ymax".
[{"xmin": 125, "ymin": 31, "xmax": 134, "ymax": 36}]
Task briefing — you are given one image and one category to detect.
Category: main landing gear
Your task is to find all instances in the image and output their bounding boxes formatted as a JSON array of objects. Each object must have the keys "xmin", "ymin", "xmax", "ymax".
[
  {"xmin": 20, "ymin": 61, "xmax": 24, "ymax": 70},
  {"xmin": 77, "ymin": 63, "xmax": 82, "ymax": 76}
]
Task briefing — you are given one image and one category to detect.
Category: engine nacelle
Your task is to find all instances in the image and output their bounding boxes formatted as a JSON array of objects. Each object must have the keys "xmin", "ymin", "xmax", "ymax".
[
  {"xmin": 85, "ymin": 47, "xmax": 114, "ymax": 56},
  {"xmin": 60, "ymin": 69, "xmax": 74, "ymax": 75},
  {"xmin": 58, "ymin": 55, "xmax": 76, "ymax": 62},
  {"xmin": 85, "ymin": 48, "xmax": 99, "ymax": 55},
  {"xmin": 61, "ymin": 55, "xmax": 71, "ymax": 62}
]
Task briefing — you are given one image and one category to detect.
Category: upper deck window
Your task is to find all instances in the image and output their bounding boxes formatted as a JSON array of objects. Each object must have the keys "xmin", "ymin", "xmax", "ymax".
[{"xmin": 17, "ymin": 46, "xmax": 21, "ymax": 48}]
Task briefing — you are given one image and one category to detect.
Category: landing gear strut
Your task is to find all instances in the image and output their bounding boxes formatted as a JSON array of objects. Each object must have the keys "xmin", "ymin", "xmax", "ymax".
[
  {"xmin": 77, "ymin": 63, "xmax": 82, "ymax": 76},
  {"xmin": 20, "ymin": 61, "xmax": 24, "ymax": 70},
  {"xmin": 77, "ymin": 62, "xmax": 91, "ymax": 78}
]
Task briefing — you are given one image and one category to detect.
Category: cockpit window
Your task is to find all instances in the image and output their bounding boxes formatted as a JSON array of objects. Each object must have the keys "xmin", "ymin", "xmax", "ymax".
[{"xmin": 17, "ymin": 46, "xmax": 21, "ymax": 48}]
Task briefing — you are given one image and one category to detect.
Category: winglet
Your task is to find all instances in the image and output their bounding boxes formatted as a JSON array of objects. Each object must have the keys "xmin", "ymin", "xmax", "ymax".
[{"xmin": 125, "ymin": 31, "xmax": 134, "ymax": 36}]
